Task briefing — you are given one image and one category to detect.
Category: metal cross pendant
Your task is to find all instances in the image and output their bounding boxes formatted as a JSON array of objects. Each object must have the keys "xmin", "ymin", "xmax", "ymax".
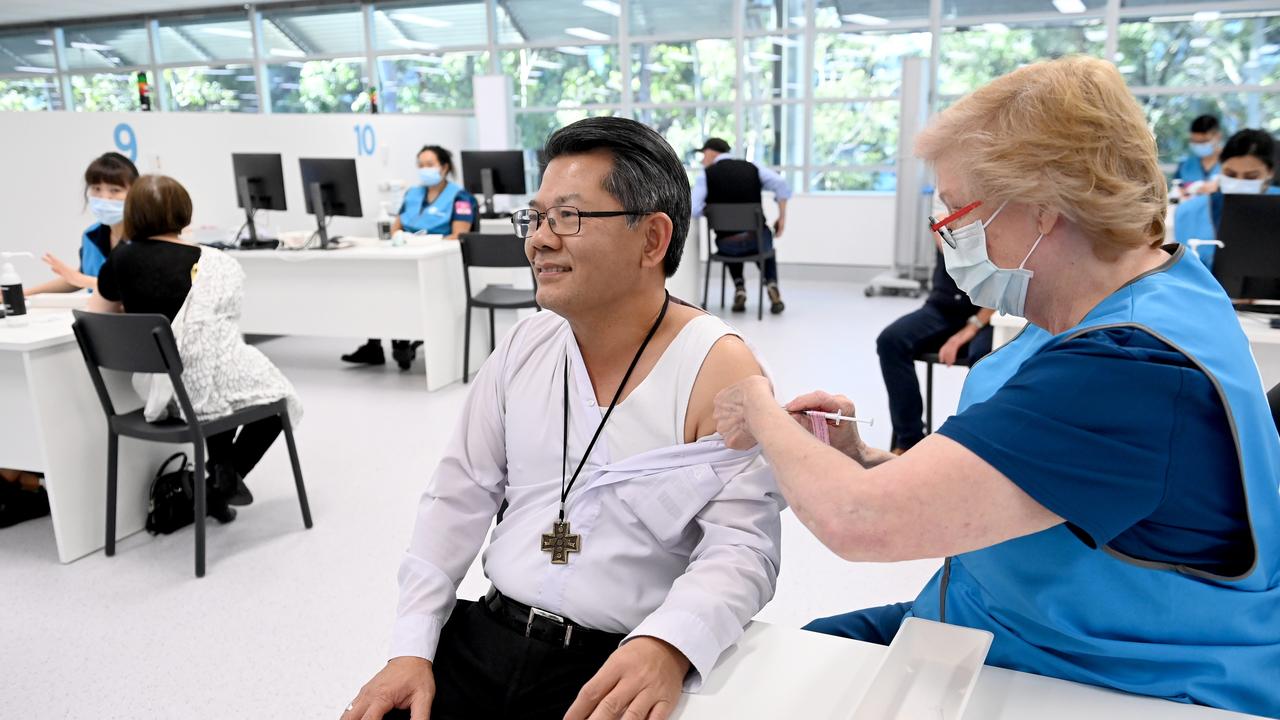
[{"xmin": 540, "ymin": 520, "xmax": 582, "ymax": 565}]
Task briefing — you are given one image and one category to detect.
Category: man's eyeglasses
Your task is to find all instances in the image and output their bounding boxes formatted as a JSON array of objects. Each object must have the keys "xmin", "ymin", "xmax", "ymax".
[
  {"xmin": 928, "ymin": 200, "xmax": 982, "ymax": 249},
  {"xmin": 511, "ymin": 206, "xmax": 656, "ymax": 239}
]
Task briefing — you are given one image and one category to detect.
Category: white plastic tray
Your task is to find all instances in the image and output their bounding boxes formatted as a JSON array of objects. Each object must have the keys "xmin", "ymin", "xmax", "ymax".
[{"xmin": 849, "ymin": 617, "xmax": 994, "ymax": 720}]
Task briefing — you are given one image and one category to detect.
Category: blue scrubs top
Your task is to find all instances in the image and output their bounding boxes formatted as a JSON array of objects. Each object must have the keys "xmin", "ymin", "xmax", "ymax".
[
  {"xmin": 80, "ymin": 223, "xmax": 112, "ymax": 279},
  {"xmin": 399, "ymin": 182, "xmax": 477, "ymax": 235},
  {"xmin": 1174, "ymin": 154, "xmax": 1220, "ymax": 185}
]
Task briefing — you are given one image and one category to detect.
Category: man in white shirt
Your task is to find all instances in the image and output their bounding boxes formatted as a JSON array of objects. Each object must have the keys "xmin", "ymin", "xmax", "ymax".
[{"xmin": 342, "ymin": 117, "xmax": 782, "ymax": 720}]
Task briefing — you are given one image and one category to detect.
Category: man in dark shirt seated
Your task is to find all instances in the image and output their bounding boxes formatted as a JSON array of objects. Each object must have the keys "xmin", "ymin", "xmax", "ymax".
[{"xmin": 877, "ymin": 247, "xmax": 993, "ymax": 453}]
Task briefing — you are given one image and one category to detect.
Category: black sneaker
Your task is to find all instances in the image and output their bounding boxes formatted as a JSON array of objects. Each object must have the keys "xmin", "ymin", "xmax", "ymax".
[
  {"xmin": 0, "ymin": 483, "xmax": 50, "ymax": 528},
  {"xmin": 391, "ymin": 340, "xmax": 418, "ymax": 371},
  {"xmin": 767, "ymin": 284, "xmax": 786, "ymax": 314},
  {"xmin": 731, "ymin": 287, "xmax": 748, "ymax": 313},
  {"xmin": 204, "ymin": 473, "xmax": 238, "ymax": 523},
  {"xmin": 212, "ymin": 463, "xmax": 253, "ymax": 507},
  {"xmin": 342, "ymin": 340, "xmax": 386, "ymax": 365}
]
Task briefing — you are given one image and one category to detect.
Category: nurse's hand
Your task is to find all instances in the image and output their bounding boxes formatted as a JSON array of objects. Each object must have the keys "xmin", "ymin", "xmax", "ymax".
[
  {"xmin": 714, "ymin": 375, "xmax": 774, "ymax": 450},
  {"xmin": 784, "ymin": 391, "xmax": 868, "ymax": 462},
  {"xmin": 42, "ymin": 253, "xmax": 91, "ymax": 289}
]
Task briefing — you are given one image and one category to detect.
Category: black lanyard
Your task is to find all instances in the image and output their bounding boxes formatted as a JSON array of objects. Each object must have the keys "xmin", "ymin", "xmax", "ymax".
[{"xmin": 558, "ymin": 291, "xmax": 671, "ymax": 521}]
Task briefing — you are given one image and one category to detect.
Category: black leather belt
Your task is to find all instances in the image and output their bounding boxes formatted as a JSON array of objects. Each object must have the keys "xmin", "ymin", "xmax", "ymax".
[{"xmin": 483, "ymin": 587, "xmax": 624, "ymax": 653}]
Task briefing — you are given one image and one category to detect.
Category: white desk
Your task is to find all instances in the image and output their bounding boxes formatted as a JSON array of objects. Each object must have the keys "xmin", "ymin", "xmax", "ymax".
[
  {"xmin": 674, "ymin": 622, "xmax": 1262, "ymax": 719},
  {"xmin": 991, "ymin": 312, "xmax": 1280, "ymax": 388},
  {"xmin": 0, "ymin": 308, "xmax": 179, "ymax": 563},
  {"xmin": 228, "ymin": 239, "xmax": 492, "ymax": 391}
]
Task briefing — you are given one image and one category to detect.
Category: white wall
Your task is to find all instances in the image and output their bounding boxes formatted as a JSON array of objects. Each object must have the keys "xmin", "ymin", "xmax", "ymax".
[
  {"xmin": 0, "ymin": 112, "xmax": 473, "ymax": 263},
  {"xmin": 697, "ymin": 192, "xmax": 897, "ymax": 267}
]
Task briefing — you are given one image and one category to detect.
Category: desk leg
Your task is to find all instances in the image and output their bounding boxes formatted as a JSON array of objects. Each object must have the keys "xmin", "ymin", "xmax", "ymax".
[
  {"xmin": 416, "ymin": 257, "xmax": 467, "ymax": 391},
  {"xmin": 25, "ymin": 344, "xmax": 183, "ymax": 563}
]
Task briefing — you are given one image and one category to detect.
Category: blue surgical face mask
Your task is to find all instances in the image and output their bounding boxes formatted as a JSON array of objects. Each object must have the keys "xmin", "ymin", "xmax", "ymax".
[
  {"xmin": 1189, "ymin": 141, "xmax": 1217, "ymax": 158},
  {"xmin": 940, "ymin": 201, "xmax": 1045, "ymax": 317},
  {"xmin": 419, "ymin": 167, "xmax": 443, "ymax": 187},
  {"xmin": 89, "ymin": 197, "xmax": 125, "ymax": 226}
]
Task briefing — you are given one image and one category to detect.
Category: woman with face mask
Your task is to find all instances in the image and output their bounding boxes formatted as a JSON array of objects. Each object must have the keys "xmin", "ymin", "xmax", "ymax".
[
  {"xmin": 1174, "ymin": 128, "xmax": 1279, "ymax": 269},
  {"xmin": 713, "ymin": 56, "xmax": 1280, "ymax": 717},
  {"xmin": 26, "ymin": 152, "xmax": 138, "ymax": 296},
  {"xmin": 1173, "ymin": 114, "xmax": 1222, "ymax": 197},
  {"xmin": 343, "ymin": 145, "xmax": 478, "ymax": 369}
]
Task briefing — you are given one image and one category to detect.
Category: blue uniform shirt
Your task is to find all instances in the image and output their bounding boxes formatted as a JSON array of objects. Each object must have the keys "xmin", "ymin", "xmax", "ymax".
[
  {"xmin": 80, "ymin": 223, "xmax": 112, "ymax": 279},
  {"xmin": 399, "ymin": 182, "xmax": 476, "ymax": 235},
  {"xmin": 938, "ymin": 326, "xmax": 1251, "ymax": 576},
  {"xmin": 1174, "ymin": 154, "xmax": 1220, "ymax": 184}
]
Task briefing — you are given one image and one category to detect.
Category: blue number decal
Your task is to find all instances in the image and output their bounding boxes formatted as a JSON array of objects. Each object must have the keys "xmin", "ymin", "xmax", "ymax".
[
  {"xmin": 354, "ymin": 123, "xmax": 376, "ymax": 156},
  {"xmin": 114, "ymin": 123, "xmax": 137, "ymax": 162}
]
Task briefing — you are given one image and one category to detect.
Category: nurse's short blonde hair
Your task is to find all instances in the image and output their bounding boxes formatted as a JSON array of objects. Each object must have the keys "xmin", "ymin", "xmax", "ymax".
[{"xmin": 917, "ymin": 55, "xmax": 1167, "ymax": 255}]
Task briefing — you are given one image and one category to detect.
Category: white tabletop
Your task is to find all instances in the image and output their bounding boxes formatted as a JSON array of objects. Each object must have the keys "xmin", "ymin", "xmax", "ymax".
[
  {"xmin": 674, "ymin": 622, "xmax": 1261, "ymax": 719},
  {"xmin": 0, "ymin": 309, "xmax": 76, "ymax": 352},
  {"xmin": 224, "ymin": 235, "xmax": 461, "ymax": 262}
]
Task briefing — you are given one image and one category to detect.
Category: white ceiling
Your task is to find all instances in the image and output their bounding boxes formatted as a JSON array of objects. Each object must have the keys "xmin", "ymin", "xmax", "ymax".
[{"xmin": 0, "ymin": 0, "xmax": 292, "ymax": 27}]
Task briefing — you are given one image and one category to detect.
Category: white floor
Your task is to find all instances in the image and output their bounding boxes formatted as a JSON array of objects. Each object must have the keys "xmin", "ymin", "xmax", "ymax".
[{"xmin": 0, "ymin": 278, "xmax": 975, "ymax": 719}]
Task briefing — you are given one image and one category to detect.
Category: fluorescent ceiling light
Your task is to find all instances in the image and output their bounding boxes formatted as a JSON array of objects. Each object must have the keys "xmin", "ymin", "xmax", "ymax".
[
  {"xmin": 269, "ymin": 47, "xmax": 306, "ymax": 58},
  {"xmin": 1083, "ymin": 27, "xmax": 1107, "ymax": 42},
  {"xmin": 1117, "ymin": 65, "xmax": 1136, "ymax": 74},
  {"xmin": 555, "ymin": 46, "xmax": 590, "ymax": 55},
  {"xmin": 1052, "ymin": 0, "xmax": 1086, "ymax": 14},
  {"xmin": 34, "ymin": 38, "xmax": 53, "ymax": 46},
  {"xmin": 564, "ymin": 27, "xmax": 611, "ymax": 41},
  {"xmin": 750, "ymin": 51, "xmax": 782, "ymax": 61},
  {"xmin": 666, "ymin": 51, "xmax": 695, "ymax": 63},
  {"xmin": 582, "ymin": 0, "xmax": 621, "ymax": 17},
  {"xmin": 286, "ymin": 61, "xmax": 306, "ymax": 68},
  {"xmin": 1192, "ymin": 11, "xmax": 1220, "ymax": 22},
  {"xmin": 235, "ymin": 75, "xmax": 257, "ymax": 81},
  {"xmin": 788, "ymin": 15, "xmax": 806, "ymax": 27},
  {"xmin": 642, "ymin": 62, "xmax": 670, "ymax": 73},
  {"xmin": 393, "ymin": 38, "xmax": 441, "ymax": 50},
  {"xmin": 981, "ymin": 22, "xmax": 1010, "ymax": 33},
  {"xmin": 531, "ymin": 58, "xmax": 564, "ymax": 70},
  {"xmin": 69, "ymin": 41, "xmax": 112, "ymax": 51},
  {"xmin": 199, "ymin": 67, "xmax": 234, "ymax": 75},
  {"xmin": 203, "ymin": 27, "xmax": 252, "ymax": 39},
  {"xmin": 842, "ymin": 13, "xmax": 889, "ymax": 25},
  {"xmin": 389, "ymin": 12, "xmax": 452, "ymax": 28},
  {"xmin": 14, "ymin": 65, "xmax": 55, "ymax": 73},
  {"xmin": 1189, "ymin": 36, "xmax": 1211, "ymax": 49}
]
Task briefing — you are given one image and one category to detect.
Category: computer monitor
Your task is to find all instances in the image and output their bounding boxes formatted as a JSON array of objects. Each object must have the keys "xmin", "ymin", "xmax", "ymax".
[
  {"xmin": 461, "ymin": 150, "xmax": 527, "ymax": 217},
  {"xmin": 231, "ymin": 153, "xmax": 286, "ymax": 244},
  {"xmin": 1213, "ymin": 194, "xmax": 1280, "ymax": 304},
  {"xmin": 298, "ymin": 158, "xmax": 363, "ymax": 249}
]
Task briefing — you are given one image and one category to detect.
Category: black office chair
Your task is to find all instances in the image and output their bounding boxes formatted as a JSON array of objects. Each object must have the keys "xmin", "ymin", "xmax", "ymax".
[
  {"xmin": 71, "ymin": 310, "xmax": 312, "ymax": 578},
  {"xmin": 459, "ymin": 233, "xmax": 539, "ymax": 383},
  {"xmin": 914, "ymin": 350, "xmax": 978, "ymax": 435},
  {"xmin": 703, "ymin": 203, "xmax": 776, "ymax": 321}
]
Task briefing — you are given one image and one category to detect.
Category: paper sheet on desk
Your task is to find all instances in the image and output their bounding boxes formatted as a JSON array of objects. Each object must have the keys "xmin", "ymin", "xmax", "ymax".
[{"xmin": 25, "ymin": 292, "xmax": 91, "ymax": 310}]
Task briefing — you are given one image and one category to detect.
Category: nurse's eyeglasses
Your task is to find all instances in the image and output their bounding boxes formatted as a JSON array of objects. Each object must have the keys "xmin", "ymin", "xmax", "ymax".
[
  {"xmin": 511, "ymin": 206, "xmax": 656, "ymax": 239},
  {"xmin": 928, "ymin": 200, "xmax": 983, "ymax": 249}
]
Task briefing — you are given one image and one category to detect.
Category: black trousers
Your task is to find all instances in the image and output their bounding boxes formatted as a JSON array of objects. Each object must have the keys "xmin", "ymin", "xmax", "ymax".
[
  {"xmin": 876, "ymin": 303, "xmax": 993, "ymax": 450},
  {"xmin": 205, "ymin": 416, "xmax": 282, "ymax": 478},
  {"xmin": 384, "ymin": 599, "xmax": 617, "ymax": 720},
  {"xmin": 717, "ymin": 228, "xmax": 779, "ymax": 285}
]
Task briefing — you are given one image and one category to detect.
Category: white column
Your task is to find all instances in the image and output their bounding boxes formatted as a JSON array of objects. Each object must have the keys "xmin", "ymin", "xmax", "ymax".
[{"xmin": 473, "ymin": 74, "xmax": 516, "ymax": 149}]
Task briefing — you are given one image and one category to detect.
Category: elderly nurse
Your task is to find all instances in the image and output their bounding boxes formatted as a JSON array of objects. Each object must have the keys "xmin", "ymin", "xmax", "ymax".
[{"xmin": 714, "ymin": 56, "xmax": 1280, "ymax": 717}]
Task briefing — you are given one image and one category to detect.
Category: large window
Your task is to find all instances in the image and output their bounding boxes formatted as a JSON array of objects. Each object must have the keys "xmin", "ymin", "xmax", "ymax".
[
  {"xmin": 0, "ymin": 31, "xmax": 61, "ymax": 111},
  {"xmin": 5, "ymin": 0, "xmax": 1277, "ymax": 196}
]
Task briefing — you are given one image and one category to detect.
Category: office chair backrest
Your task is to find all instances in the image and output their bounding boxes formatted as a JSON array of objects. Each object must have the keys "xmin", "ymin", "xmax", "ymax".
[
  {"xmin": 459, "ymin": 233, "xmax": 530, "ymax": 269},
  {"xmin": 72, "ymin": 310, "xmax": 182, "ymax": 374},
  {"xmin": 705, "ymin": 203, "xmax": 766, "ymax": 235}
]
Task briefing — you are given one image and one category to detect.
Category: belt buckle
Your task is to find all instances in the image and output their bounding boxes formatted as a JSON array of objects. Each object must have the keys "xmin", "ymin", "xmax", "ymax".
[{"xmin": 526, "ymin": 606, "xmax": 574, "ymax": 647}]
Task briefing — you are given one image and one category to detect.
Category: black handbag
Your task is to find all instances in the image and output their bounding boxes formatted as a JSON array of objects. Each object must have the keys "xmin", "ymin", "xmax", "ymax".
[{"xmin": 146, "ymin": 452, "xmax": 197, "ymax": 535}]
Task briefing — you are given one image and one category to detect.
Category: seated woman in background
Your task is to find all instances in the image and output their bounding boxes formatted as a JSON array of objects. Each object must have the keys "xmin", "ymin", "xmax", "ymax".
[
  {"xmin": 87, "ymin": 174, "xmax": 302, "ymax": 524},
  {"xmin": 26, "ymin": 152, "xmax": 138, "ymax": 296},
  {"xmin": 1174, "ymin": 128, "xmax": 1279, "ymax": 269},
  {"xmin": 342, "ymin": 144, "xmax": 478, "ymax": 370}
]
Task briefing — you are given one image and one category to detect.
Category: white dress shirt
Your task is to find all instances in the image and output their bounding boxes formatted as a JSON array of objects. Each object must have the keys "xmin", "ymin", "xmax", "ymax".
[{"xmin": 389, "ymin": 309, "xmax": 783, "ymax": 687}]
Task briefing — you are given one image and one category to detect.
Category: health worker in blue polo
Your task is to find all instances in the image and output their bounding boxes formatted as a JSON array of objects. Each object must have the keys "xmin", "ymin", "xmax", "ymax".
[
  {"xmin": 1172, "ymin": 114, "xmax": 1223, "ymax": 196},
  {"xmin": 26, "ymin": 152, "xmax": 138, "ymax": 297},
  {"xmin": 1174, "ymin": 128, "xmax": 1280, "ymax": 270},
  {"xmin": 342, "ymin": 145, "xmax": 477, "ymax": 370},
  {"xmin": 713, "ymin": 56, "xmax": 1280, "ymax": 718}
]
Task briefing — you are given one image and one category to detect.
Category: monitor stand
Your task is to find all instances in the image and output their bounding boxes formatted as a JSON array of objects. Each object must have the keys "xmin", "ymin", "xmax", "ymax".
[
  {"xmin": 236, "ymin": 175, "xmax": 261, "ymax": 245},
  {"xmin": 307, "ymin": 181, "xmax": 341, "ymax": 250}
]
